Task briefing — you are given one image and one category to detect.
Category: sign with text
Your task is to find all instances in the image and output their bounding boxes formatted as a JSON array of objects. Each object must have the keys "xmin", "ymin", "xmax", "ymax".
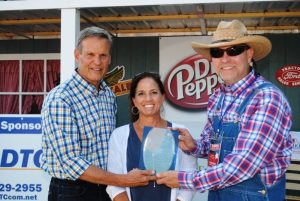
[
  {"xmin": 276, "ymin": 65, "xmax": 300, "ymax": 87},
  {"xmin": 0, "ymin": 115, "xmax": 50, "ymax": 201},
  {"xmin": 164, "ymin": 54, "xmax": 221, "ymax": 109}
]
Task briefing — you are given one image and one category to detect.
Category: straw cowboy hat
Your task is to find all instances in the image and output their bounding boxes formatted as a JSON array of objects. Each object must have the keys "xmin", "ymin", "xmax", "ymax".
[{"xmin": 191, "ymin": 20, "xmax": 272, "ymax": 61}]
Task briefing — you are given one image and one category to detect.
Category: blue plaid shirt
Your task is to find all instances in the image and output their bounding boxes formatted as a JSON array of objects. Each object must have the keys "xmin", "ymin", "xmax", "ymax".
[{"xmin": 41, "ymin": 71, "xmax": 117, "ymax": 180}]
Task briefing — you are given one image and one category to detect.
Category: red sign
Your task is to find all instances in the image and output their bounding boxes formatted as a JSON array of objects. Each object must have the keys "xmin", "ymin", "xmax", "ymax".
[
  {"xmin": 164, "ymin": 54, "xmax": 221, "ymax": 109},
  {"xmin": 276, "ymin": 65, "xmax": 300, "ymax": 87}
]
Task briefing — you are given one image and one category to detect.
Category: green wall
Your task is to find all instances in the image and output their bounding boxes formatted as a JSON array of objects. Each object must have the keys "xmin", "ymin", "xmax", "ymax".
[{"xmin": 0, "ymin": 39, "xmax": 60, "ymax": 53}]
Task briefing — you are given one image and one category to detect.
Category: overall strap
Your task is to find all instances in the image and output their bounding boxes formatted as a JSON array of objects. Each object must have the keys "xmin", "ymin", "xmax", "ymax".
[
  {"xmin": 212, "ymin": 93, "xmax": 224, "ymax": 133},
  {"xmin": 236, "ymin": 83, "xmax": 273, "ymax": 116},
  {"xmin": 215, "ymin": 93, "xmax": 224, "ymax": 111}
]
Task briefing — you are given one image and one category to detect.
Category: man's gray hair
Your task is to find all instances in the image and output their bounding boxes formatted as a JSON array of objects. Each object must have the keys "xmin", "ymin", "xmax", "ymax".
[{"xmin": 76, "ymin": 26, "xmax": 113, "ymax": 52}]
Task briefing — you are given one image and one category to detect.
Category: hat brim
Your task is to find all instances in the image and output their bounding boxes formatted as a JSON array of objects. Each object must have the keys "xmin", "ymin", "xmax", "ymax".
[{"xmin": 191, "ymin": 35, "xmax": 272, "ymax": 61}]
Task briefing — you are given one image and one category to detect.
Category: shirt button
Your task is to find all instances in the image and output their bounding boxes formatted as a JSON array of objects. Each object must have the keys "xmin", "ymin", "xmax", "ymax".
[{"xmin": 259, "ymin": 189, "xmax": 266, "ymax": 195}]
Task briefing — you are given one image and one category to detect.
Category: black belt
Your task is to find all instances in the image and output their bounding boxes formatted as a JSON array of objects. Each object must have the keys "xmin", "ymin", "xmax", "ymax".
[{"xmin": 51, "ymin": 177, "xmax": 107, "ymax": 189}]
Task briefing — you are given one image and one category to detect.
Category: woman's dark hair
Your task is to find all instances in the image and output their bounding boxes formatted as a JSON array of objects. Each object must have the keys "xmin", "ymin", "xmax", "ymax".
[{"xmin": 129, "ymin": 72, "xmax": 165, "ymax": 122}]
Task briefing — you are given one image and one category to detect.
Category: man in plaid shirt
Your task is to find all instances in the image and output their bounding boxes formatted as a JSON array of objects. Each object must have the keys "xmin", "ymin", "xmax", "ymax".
[
  {"xmin": 41, "ymin": 27, "xmax": 155, "ymax": 201},
  {"xmin": 157, "ymin": 20, "xmax": 292, "ymax": 201}
]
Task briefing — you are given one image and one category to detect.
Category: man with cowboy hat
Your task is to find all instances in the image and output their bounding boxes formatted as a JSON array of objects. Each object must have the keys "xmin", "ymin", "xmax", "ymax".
[{"xmin": 157, "ymin": 20, "xmax": 292, "ymax": 201}]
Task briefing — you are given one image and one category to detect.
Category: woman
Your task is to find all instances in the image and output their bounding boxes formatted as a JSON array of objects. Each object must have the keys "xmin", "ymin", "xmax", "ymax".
[{"xmin": 106, "ymin": 72, "xmax": 197, "ymax": 201}]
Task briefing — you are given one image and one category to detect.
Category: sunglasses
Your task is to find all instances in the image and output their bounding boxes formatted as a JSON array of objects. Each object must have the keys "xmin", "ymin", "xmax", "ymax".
[{"xmin": 210, "ymin": 45, "xmax": 250, "ymax": 58}]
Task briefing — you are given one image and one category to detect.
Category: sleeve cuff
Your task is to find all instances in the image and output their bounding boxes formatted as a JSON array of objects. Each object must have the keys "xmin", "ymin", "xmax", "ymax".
[
  {"xmin": 183, "ymin": 140, "xmax": 201, "ymax": 157},
  {"xmin": 63, "ymin": 157, "xmax": 91, "ymax": 180},
  {"xmin": 178, "ymin": 171, "xmax": 195, "ymax": 190}
]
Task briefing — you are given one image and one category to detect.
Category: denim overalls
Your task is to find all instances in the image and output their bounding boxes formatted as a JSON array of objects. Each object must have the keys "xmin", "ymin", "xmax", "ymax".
[{"xmin": 208, "ymin": 83, "xmax": 286, "ymax": 201}]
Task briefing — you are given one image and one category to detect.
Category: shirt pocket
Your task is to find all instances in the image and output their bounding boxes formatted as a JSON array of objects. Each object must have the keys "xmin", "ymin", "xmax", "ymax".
[{"xmin": 75, "ymin": 106, "xmax": 95, "ymax": 151}]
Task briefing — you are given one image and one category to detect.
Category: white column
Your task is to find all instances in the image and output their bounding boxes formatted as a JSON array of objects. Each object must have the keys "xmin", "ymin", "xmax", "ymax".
[{"xmin": 60, "ymin": 8, "xmax": 80, "ymax": 82}]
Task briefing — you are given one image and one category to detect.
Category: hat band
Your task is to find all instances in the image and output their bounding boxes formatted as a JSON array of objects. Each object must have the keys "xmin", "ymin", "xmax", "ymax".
[{"xmin": 212, "ymin": 39, "xmax": 235, "ymax": 44}]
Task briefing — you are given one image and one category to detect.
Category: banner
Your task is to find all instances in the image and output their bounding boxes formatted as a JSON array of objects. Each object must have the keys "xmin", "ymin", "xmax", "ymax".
[
  {"xmin": 160, "ymin": 36, "xmax": 213, "ymax": 139},
  {"xmin": 160, "ymin": 36, "xmax": 213, "ymax": 200},
  {"xmin": 0, "ymin": 115, "xmax": 50, "ymax": 201}
]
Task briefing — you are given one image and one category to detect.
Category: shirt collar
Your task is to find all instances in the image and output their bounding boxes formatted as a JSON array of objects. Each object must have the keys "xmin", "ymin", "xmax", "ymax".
[{"xmin": 220, "ymin": 68, "xmax": 256, "ymax": 95}]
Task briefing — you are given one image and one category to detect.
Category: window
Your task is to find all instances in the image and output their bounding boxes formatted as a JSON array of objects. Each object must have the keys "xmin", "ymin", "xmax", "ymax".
[{"xmin": 0, "ymin": 54, "xmax": 60, "ymax": 114}]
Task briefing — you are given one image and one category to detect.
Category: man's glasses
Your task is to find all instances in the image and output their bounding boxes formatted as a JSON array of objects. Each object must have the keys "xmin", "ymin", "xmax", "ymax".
[{"xmin": 210, "ymin": 45, "xmax": 250, "ymax": 58}]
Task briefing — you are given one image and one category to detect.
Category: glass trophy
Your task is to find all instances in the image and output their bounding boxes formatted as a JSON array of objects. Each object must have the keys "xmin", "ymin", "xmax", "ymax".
[{"xmin": 139, "ymin": 126, "xmax": 179, "ymax": 174}]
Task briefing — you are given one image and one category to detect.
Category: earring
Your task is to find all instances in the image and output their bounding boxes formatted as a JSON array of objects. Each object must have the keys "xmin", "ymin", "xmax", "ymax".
[
  {"xmin": 249, "ymin": 60, "xmax": 253, "ymax": 67},
  {"xmin": 131, "ymin": 106, "xmax": 139, "ymax": 115}
]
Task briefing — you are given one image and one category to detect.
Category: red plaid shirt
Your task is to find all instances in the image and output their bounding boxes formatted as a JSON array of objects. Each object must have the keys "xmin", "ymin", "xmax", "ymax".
[{"xmin": 178, "ymin": 70, "xmax": 293, "ymax": 191}]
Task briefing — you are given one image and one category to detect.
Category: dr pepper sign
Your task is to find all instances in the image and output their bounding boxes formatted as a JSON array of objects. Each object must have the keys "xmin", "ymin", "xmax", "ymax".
[{"xmin": 164, "ymin": 54, "xmax": 221, "ymax": 109}]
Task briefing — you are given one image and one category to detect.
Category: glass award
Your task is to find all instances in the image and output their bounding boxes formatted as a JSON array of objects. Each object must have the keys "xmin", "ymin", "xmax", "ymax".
[{"xmin": 139, "ymin": 126, "xmax": 179, "ymax": 174}]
